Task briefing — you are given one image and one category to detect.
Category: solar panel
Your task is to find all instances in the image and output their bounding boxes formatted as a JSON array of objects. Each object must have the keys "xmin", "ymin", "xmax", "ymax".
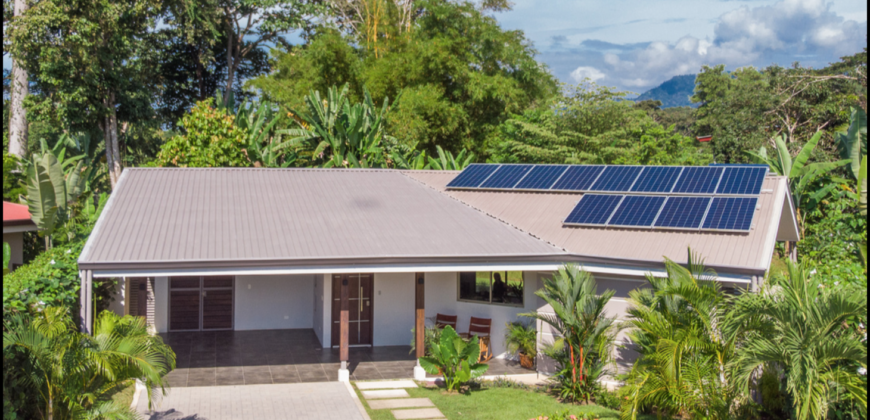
[
  {"xmin": 631, "ymin": 166, "xmax": 684, "ymax": 193},
  {"xmin": 479, "ymin": 165, "xmax": 534, "ymax": 189},
  {"xmin": 446, "ymin": 164, "xmax": 500, "ymax": 188},
  {"xmin": 671, "ymin": 167, "xmax": 724, "ymax": 194},
  {"xmin": 564, "ymin": 194, "xmax": 623, "ymax": 225},
  {"xmin": 514, "ymin": 165, "xmax": 569, "ymax": 190},
  {"xmin": 701, "ymin": 197, "xmax": 757, "ymax": 231},
  {"xmin": 552, "ymin": 165, "xmax": 605, "ymax": 191},
  {"xmin": 654, "ymin": 196, "xmax": 712, "ymax": 229},
  {"xmin": 589, "ymin": 166, "xmax": 644, "ymax": 192},
  {"xmin": 607, "ymin": 195, "xmax": 667, "ymax": 227},
  {"xmin": 715, "ymin": 167, "xmax": 767, "ymax": 195}
]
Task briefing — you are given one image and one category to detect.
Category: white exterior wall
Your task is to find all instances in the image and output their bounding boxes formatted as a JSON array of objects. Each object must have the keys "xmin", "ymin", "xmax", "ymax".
[
  {"xmin": 317, "ymin": 273, "xmax": 332, "ymax": 348},
  {"xmin": 424, "ymin": 271, "xmax": 542, "ymax": 358},
  {"xmin": 234, "ymin": 274, "xmax": 314, "ymax": 331},
  {"xmin": 373, "ymin": 273, "xmax": 416, "ymax": 346},
  {"xmin": 154, "ymin": 277, "xmax": 169, "ymax": 333},
  {"xmin": 313, "ymin": 274, "xmax": 326, "ymax": 347},
  {"xmin": 106, "ymin": 278, "xmax": 126, "ymax": 316}
]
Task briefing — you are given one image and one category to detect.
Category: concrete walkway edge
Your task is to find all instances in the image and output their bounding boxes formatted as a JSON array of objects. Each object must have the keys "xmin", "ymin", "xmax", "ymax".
[{"xmin": 344, "ymin": 380, "xmax": 373, "ymax": 420}]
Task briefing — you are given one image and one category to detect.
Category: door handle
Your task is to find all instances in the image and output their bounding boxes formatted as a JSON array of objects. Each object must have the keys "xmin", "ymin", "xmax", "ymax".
[{"xmin": 203, "ymin": 291, "xmax": 207, "ymax": 297}]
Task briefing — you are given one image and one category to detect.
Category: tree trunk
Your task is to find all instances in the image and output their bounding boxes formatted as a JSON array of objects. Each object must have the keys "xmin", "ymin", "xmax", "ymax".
[
  {"xmin": 102, "ymin": 94, "xmax": 123, "ymax": 188},
  {"xmin": 225, "ymin": 18, "xmax": 235, "ymax": 96},
  {"xmin": 195, "ymin": 46, "xmax": 206, "ymax": 100},
  {"xmin": 8, "ymin": 0, "xmax": 30, "ymax": 158}
]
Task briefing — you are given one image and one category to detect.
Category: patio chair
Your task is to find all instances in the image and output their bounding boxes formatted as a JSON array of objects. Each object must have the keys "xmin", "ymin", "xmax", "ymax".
[
  {"xmin": 460, "ymin": 317, "xmax": 493, "ymax": 362},
  {"xmin": 435, "ymin": 313, "xmax": 458, "ymax": 330}
]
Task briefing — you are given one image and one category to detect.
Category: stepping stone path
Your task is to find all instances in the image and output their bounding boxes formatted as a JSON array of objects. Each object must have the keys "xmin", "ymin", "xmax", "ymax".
[{"xmin": 356, "ymin": 380, "xmax": 446, "ymax": 420}]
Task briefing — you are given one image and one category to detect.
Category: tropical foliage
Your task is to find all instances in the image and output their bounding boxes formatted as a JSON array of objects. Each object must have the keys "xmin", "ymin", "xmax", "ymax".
[
  {"xmin": 418, "ymin": 325, "xmax": 489, "ymax": 392},
  {"xmin": 155, "ymin": 98, "xmax": 252, "ymax": 167},
  {"xmin": 522, "ymin": 265, "xmax": 620, "ymax": 404},
  {"xmin": 727, "ymin": 262, "xmax": 867, "ymax": 420},
  {"xmin": 3, "ymin": 308, "xmax": 176, "ymax": 420},
  {"xmin": 620, "ymin": 253, "xmax": 741, "ymax": 420},
  {"xmin": 284, "ymin": 85, "xmax": 396, "ymax": 168},
  {"xmin": 505, "ymin": 321, "xmax": 538, "ymax": 360}
]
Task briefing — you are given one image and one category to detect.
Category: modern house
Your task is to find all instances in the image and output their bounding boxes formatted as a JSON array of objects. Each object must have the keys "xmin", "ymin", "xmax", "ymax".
[
  {"xmin": 4, "ymin": 201, "xmax": 38, "ymax": 272},
  {"xmin": 78, "ymin": 165, "xmax": 799, "ymax": 381}
]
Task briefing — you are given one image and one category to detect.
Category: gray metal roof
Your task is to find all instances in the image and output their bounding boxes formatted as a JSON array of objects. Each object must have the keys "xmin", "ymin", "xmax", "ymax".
[
  {"xmin": 78, "ymin": 168, "xmax": 568, "ymax": 270},
  {"xmin": 404, "ymin": 170, "xmax": 797, "ymax": 274}
]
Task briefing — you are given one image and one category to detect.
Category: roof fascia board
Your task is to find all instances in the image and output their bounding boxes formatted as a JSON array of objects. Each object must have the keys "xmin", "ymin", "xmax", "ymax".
[
  {"xmin": 3, "ymin": 224, "xmax": 38, "ymax": 234},
  {"xmin": 760, "ymin": 177, "xmax": 788, "ymax": 272},
  {"xmin": 78, "ymin": 169, "xmax": 131, "ymax": 263},
  {"xmin": 89, "ymin": 261, "xmax": 751, "ymax": 283}
]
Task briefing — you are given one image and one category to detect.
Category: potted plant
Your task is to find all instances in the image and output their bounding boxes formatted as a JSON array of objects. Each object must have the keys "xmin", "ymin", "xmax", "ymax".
[{"xmin": 505, "ymin": 321, "xmax": 537, "ymax": 369}]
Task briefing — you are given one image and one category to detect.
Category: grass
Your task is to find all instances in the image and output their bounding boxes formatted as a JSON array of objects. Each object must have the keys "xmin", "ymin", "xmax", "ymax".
[{"xmin": 353, "ymin": 382, "xmax": 657, "ymax": 420}]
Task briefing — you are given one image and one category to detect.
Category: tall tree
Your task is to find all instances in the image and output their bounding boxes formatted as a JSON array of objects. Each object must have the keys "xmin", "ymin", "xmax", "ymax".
[
  {"xmin": 220, "ymin": 0, "xmax": 320, "ymax": 95},
  {"xmin": 9, "ymin": 0, "xmax": 161, "ymax": 187},
  {"xmin": 7, "ymin": 0, "xmax": 29, "ymax": 158}
]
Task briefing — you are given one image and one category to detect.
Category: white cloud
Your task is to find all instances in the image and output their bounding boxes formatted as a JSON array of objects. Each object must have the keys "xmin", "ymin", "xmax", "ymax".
[
  {"xmin": 534, "ymin": 0, "xmax": 867, "ymax": 92},
  {"xmin": 570, "ymin": 66, "xmax": 606, "ymax": 83}
]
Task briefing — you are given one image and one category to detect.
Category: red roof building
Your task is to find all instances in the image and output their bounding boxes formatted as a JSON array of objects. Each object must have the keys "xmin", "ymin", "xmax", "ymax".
[{"xmin": 3, "ymin": 201, "xmax": 36, "ymax": 228}]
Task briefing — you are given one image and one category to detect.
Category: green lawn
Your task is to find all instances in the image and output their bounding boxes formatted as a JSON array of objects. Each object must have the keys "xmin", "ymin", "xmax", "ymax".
[{"xmin": 353, "ymin": 383, "xmax": 656, "ymax": 420}]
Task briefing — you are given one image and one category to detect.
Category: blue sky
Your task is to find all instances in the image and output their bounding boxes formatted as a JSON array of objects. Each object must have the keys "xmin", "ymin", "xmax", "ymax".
[{"xmin": 495, "ymin": 0, "xmax": 867, "ymax": 93}]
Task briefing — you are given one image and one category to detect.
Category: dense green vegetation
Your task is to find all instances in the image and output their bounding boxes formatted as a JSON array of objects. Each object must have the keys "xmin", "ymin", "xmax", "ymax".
[{"xmin": 3, "ymin": 0, "xmax": 868, "ymax": 418}]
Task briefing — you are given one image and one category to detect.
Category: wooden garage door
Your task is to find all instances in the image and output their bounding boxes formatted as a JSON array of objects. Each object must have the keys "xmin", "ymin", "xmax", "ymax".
[{"xmin": 169, "ymin": 276, "xmax": 234, "ymax": 331}]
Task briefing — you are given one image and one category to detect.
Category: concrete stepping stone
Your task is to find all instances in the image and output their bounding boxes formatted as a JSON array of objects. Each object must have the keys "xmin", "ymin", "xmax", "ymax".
[
  {"xmin": 361, "ymin": 389, "xmax": 409, "ymax": 399},
  {"xmin": 356, "ymin": 380, "xmax": 418, "ymax": 390},
  {"xmin": 392, "ymin": 408, "xmax": 445, "ymax": 419},
  {"xmin": 368, "ymin": 398, "xmax": 434, "ymax": 410}
]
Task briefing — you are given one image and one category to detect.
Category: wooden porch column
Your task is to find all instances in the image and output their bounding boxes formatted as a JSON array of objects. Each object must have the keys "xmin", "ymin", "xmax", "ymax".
[
  {"xmin": 79, "ymin": 271, "xmax": 87, "ymax": 332},
  {"xmin": 415, "ymin": 272, "xmax": 425, "ymax": 358},
  {"xmin": 339, "ymin": 276, "xmax": 349, "ymax": 364},
  {"xmin": 80, "ymin": 270, "xmax": 93, "ymax": 334}
]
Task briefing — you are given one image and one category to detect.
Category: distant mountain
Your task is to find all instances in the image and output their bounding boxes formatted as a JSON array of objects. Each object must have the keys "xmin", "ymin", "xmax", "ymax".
[{"xmin": 636, "ymin": 75, "xmax": 697, "ymax": 108}]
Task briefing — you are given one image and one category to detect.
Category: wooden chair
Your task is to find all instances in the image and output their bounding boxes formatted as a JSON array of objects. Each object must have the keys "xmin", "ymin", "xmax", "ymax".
[
  {"xmin": 435, "ymin": 313, "xmax": 458, "ymax": 330},
  {"xmin": 461, "ymin": 317, "xmax": 493, "ymax": 362}
]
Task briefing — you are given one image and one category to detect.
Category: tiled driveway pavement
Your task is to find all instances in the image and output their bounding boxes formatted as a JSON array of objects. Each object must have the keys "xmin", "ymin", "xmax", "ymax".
[
  {"xmin": 138, "ymin": 382, "xmax": 365, "ymax": 420},
  {"xmin": 161, "ymin": 329, "xmax": 533, "ymax": 387}
]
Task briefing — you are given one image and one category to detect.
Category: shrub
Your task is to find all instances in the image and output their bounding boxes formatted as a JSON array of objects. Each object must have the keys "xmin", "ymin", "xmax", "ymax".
[
  {"xmin": 409, "ymin": 324, "xmax": 443, "ymax": 356},
  {"xmin": 418, "ymin": 325, "xmax": 489, "ymax": 392},
  {"xmin": 155, "ymin": 98, "xmax": 252, "ymax": 168}
]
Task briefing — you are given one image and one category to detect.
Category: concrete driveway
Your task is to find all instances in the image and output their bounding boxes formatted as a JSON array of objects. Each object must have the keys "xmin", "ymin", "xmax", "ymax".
[{"xmin": 138, "ymin": 382, "xmax": 367, "ymax": 420}]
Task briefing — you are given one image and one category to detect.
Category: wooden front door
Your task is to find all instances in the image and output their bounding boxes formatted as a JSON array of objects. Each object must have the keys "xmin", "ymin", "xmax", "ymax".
[
  {"xmin": 331, "ymin": 274, "xmax": 373, "ymax": 346},
  {"xmin": 169, "ymin": 276, "xmax": 234, "ymax": 331}
]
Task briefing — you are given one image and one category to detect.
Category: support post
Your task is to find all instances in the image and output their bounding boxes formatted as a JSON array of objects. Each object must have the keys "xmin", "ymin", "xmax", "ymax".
[
  {"xmin": 79, "ymin": 271, "xmax": 87, "ymax": 332},
  {"xmin": 414, "ymin": 272, "xmax": 427, "ymax": 380},
  {"xmin": 85, "ymin": 270, "xmax": 94, "ymax": 334},
  {"xmin": 338, "ymin": 276, "xmax": 350, "ymax": 382}
]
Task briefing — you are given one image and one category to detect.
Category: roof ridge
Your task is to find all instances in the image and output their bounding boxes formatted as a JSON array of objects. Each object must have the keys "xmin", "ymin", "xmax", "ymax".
[
  {"xmin": 398, "ymin": 171, "xmax": 568, "ymax": 253},
  {"xmin": 124, "ymin": 166, "xmax": 398, "ymax": 173}
]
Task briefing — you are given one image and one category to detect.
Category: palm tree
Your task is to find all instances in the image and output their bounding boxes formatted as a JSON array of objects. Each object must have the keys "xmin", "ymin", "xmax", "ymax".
[
  {"xmin": 3, "ymin": 308, "xmax": 176, "ymax": 420},
  {"xmin": 522, "ymin": 264, "xmax": 620, "ymax": 404},
  {"xmin": 621, "ymin": 252, "xmax": 739, "ymax": 420},
  {"xmin": 726, "ymin": 262, "xmax": 867, "ymax": 420}
]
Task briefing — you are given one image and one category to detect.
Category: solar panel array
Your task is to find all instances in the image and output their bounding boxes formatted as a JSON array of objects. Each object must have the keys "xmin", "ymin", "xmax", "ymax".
[
  {"xmin": 563, "ymin": 194, "xmax": 758, "ymax": 232},
  {"xmin": 445, "ymin": 163, "xmax": 768, "ymax": 233},
  {"xmin": 446, "ymin": 163, "xmax": 766, "ymax": 196}
]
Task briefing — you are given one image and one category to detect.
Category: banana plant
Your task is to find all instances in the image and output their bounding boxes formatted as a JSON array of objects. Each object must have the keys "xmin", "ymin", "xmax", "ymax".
[
  {"xmin": 284, "ymin": 85, "xmax": 394, "ymax": 168},
  {"xmin": 24, "ymin": 152, "xmax": 88, "ymax": 246},
  {"xmin": 836, "ymin": 107, "xmax": 867, "ymax": 215},
  {"xmin": 428, "ymin": 146, "xmax": 475, "ymax": 170},
  {"xmin": 748, "ymin": 132, "xmax": 850, "ymax": 229},
  {"xmin": 418, "ymin": 325, "xmax": 488, "ymax": 392}
]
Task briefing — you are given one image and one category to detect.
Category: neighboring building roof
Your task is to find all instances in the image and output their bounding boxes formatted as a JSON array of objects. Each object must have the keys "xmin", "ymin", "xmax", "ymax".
[
  {"xmin": 78, "ymin": 168, "xmax": 569, "ymax": 271},
  {"xmin": 403, "ymin": 170, "xmax": 799, "ymax": 275},
  {"xmin": 2, "ymin": 201, "xmax": 37, "ymax": 231}
]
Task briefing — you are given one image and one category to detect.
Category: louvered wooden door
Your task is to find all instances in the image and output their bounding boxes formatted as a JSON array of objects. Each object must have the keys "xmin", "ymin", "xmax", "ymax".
[{"xmin": 169, "ymin": 276, "xmax": 234, "ymax": 331}]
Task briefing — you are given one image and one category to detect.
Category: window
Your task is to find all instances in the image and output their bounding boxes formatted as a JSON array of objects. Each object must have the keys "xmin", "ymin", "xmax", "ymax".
[{"xmin": 458, "ymin": 271, "xmax": 524, "ymax": 306}]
